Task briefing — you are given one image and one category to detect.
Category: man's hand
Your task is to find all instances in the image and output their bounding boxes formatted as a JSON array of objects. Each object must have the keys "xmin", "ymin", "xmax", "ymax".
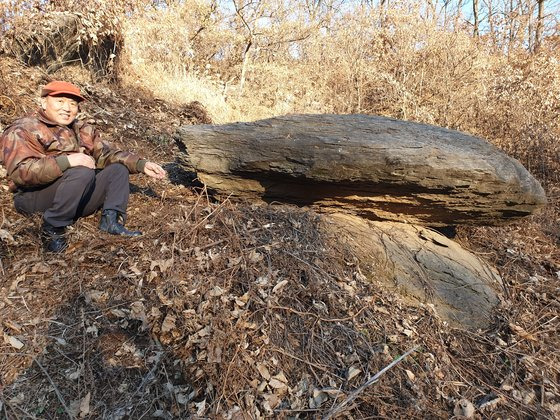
[
  {"xmin": 67, "ymin": 153, "xmax": 96, "ymax": 169},
  {"xmin": 143, "ymin": 161, "xmax": 167, "ymax": 179}
]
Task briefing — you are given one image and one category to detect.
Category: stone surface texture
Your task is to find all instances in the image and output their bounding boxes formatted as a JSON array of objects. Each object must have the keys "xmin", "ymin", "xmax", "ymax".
[
  {"xmin": 324, "ymin": 213, "xmax": 501, "ymax": 328},
  {"xmin": 175, "ymin": 114, "xmax": 546, "ymax": 226}
]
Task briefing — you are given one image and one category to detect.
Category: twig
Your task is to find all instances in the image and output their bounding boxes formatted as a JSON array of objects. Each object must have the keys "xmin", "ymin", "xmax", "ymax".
[
  {"xmin": 132, "ymin": 348, "xmax": 164, "ymax": 397},
  {"xmin": 322, "ymin": 345, "xmax": 420, "ymax": 420},
  {"xmin": 274, "ymin": 408, "xmax": 322, "ymax": 413},
  {"xmin": 2, "ymin": 403, "xmax": 8, "ymax": 419},
  {"xmin": 33, "ymin": 359, "xmax": 75, "ymax": 419},
  {"xmin": 174, "ymin": 219, "xmax": 276, "ymax": 254},
  {"xmin": 1, "ymin": 399, "xmax": 21, "ymax": 420},
  {"xmin": 283, "ymin": 250, "xmax": 338, "ymax": 283},
  {"xmin": 182, "ymin": 185, "xmax": 207, "ymax": 222},
  {"xmin": 187, "ymin": 226, "xmax": 264, "ymax": 253},
  {"xmin": 11, "ymin": 403, "xmax": 37, "ymax": 419},
  {"xmin": 1, "ymin": 207, "xmax": 6, "ymax": 229},
  {"xmin": 184, "ymin": 193, "xmax": 232, "ymax": 238},
  {"xmin": 216, "ymin": 341, "xmax": 242, "ymax": 415},
  {"xmin": 269, "ymin": 304, "xmax": 369, "ymax": 323},
  {"xmin": 270, "ymin": 347, "xmax": 344, "ymax": 380}
]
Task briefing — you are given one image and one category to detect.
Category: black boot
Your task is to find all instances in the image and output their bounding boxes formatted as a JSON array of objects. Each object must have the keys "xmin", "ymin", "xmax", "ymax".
[
  {"xmin": 41, "ymin": 222, "xmax": 68, "ymax": 253},
  {"xmin": 99, "ymin": 209, "xmax": 142, "ymax": 237}
]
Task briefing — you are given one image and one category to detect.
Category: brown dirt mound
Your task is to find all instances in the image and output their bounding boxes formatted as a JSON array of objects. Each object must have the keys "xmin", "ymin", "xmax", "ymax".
[{"xmin": 1, "ymin": 56, "xmax": 559, "ymax": 418}]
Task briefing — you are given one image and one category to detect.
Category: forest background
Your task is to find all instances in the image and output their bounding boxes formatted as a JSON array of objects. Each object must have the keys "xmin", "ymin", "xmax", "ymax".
[{"xmin": 1, "ymin": 0, "xmax": 559, "ymax": 190}]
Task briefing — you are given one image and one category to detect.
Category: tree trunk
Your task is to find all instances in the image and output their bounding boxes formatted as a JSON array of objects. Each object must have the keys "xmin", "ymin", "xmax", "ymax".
[
  {"xmin": 535, "ymin": 0, "xmax": 545, "ymax": 52},
  {"xmin": 473, "ymin": 0, "xmax": 480, "ymax": 37},
  {"xmin": 239, "ymin": 39, "xmax": 252, "ymax": 97},
  {"xmin": 486, "ymin": 0, "xmax": 497, "ymax": 48}
]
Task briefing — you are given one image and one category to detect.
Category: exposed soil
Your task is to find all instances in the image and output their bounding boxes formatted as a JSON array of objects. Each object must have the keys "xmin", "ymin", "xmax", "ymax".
[{"xmin": 0, "ymin": 57, "xmax": 559, "ymax": 419}]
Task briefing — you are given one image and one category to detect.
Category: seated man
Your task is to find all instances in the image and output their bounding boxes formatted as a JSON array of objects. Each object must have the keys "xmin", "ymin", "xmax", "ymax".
[{"xmin": 0, "ymin": 80, "xmax": 166, "ymax": 252}]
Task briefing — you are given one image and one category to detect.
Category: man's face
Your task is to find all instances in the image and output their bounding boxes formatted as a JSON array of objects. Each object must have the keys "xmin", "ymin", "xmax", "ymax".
[{"xmin": 41, "ymin": 94, "xmax": 79, "ymax": 126}]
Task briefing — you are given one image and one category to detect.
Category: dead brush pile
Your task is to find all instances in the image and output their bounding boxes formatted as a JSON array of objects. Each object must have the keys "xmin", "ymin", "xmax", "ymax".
[
  {"xmin": 0, "ymin": 8, "xmax": 122, "ymax": 78},
  {"xmin": 0, "ymin": 58, "xmax": 46, "ymax": 130}
]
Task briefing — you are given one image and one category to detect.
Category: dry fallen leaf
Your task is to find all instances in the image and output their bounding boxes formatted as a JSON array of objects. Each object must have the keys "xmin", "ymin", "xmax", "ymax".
[
  {"xmin": 248, "ymin": 250, "xmax": 263, "ymax": 263},
  {"xmin": 130, "ymin": 301, "xmax": 148, "ymax": 327},
  {"xmin": 374, "ymin": 305, "xmax": 390, "ymax": 315},
  {"xmin": 402, "ymin": 329, "xmax": 414, "ymax": 337},
  {"xmin": 4, "ymin": 333, "xmax": 24, "ymax": 349},
  {"xmin": 0, "ymin": 228, "xmax": 15, "ymax": 244},
  {"xmin": 272, "ymin": 279, "xmax": 289, "ymax": 294},
  {"xmin": 195, "ymin": 399, "xmax": 206, "ymax": 416},
  {"xmin": 262, "ymin": 393, "xmax": 280, "ymax": 413},
  {"xmin": 161, "ymin": 314, "xmax": 177, "ymax": 333},
  {"xmin": 3, "ymin": 320, "xmax": 22, "ymax": 333},
  {"xmin": 176, "ymin": 393, "xmax": 189, "ymax": 405},
  {"xmin": 151, "ymin": 258, "xmax": 173, "ymax": 273},
  {"xmin": 268, "ymin": 378, "xmax": 287, "ymax": 390},
  {"xmin": 85, "ymin": 290, "xmax": 108, "ymax": 304},
  {"xmin": 257, "ymin": 363, "xmax": 271, "ymax": 380},
  {"xmin": 509, "ymin": 323, "xmax": 537, "ymax": 341},
  {"xmin": 9, "ymin": 275, "xmax": 25, "ymax": 292},
  {"xmin": 31, "ymin": 262, "xmax": 50, "ymax": 273},
  {"xmin": 208, "ymin": 286, "xmax": 225, "ymax": 297},
  {"xmin": 129, "ymin": 263, "xmax": 143, "ymax": 276},
  {"xmin": 9, "ymin": 393, "xmax": 25, "ymax": 405},
  {"xmin": 110, "ymin": 309, "xmax": 127, "ymax": 318},
  {"xmin": 309, "ymin": 388, "xmax": 328, "ymax": 409},
  {"xmin": 273, "ymin": 371, "xmax": 288, "ymax": 383},
  {"xmin": 79, "ymin": 392, "xmax": 91, "ymax": 418},
  {"xmin": 67, "ymin": 365, "xmax": 83, "ymax": 381},
  {"xmin": 405, "ymin": 369, "xmax": 415, "ymax": 381},
  {"xmin": 347, "ymin": 366, "xmax": 361, "ymax": 381},
  {"xmin": 454, "ymin": 398, "xmax": 475, "ymax": 418},
  {"xmin": 69, "ymin": 392, "xmax": 91, "ymax": 418}
]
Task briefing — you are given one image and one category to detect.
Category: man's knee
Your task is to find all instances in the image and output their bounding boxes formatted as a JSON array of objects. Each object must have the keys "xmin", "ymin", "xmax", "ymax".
[
  {"xmin": 63, "ymin": 166, "xmax": 96, "ymax": 183},
  {"xmin": 100, "ymin": 164, "xmax": 130, "ymax": 188},
  {"xmin": 13, "ymin": 193, "xmax": 32, "ymax": 215},
  {"xmin": 104, "ymin": 163, "xmax": 129, "ymax": 178}
]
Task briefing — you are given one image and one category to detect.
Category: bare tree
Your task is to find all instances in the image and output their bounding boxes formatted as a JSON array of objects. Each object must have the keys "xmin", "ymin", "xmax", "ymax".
[
  {"xmin": 535, "ymin": 0, "xmax": 545, "ymax": 51},
  {"xmin": 473, "ymin": 0, "xmax": 480, "ymax": 36},
  {"xmin": 231, "ymin": 0, "xmax": 332, "ymax": 96},
  {"xmin": 232, "ymin": 0, "xmax": 261, "ymax": 96}
]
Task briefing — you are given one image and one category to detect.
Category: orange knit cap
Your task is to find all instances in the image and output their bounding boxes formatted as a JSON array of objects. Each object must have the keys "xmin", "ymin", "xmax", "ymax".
[{"xmin": 41, "ymin": 81, "xmax": 86, "ymax": 102}]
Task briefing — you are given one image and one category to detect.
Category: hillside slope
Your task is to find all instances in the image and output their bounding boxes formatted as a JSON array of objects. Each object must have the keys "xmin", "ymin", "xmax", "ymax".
[{"xmin": 0, "ymin": 58, "xmax": 559, "ymax": 419}]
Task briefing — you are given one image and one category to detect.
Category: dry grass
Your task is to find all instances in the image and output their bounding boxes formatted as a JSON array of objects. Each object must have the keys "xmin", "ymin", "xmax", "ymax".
[
  {"xmin": 113, "ymin": 3, "xmax": 560, "ymax": 188},
  {"xmin": 118, "ymin": 1, "xmax": 237, "ymax": 123}
]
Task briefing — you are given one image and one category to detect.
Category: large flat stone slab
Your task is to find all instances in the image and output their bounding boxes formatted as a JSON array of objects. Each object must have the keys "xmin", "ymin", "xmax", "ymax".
[{"xmin": 175, "ymin": 114, "xmax": 546, "ymax": 226}]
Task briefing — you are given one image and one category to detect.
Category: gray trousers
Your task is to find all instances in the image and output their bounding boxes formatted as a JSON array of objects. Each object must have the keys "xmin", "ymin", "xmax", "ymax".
[{"xmin": 14, "ymin": 164, "xmax": 130, "ymax": 228}]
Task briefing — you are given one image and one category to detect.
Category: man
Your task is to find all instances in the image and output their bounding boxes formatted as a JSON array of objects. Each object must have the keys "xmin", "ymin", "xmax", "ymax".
[{"xmin": 0, "ymin": 80, "xmax": 166, "ymax": 252}]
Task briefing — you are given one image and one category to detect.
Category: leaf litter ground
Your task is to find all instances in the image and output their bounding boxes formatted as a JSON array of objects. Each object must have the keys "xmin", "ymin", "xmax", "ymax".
[{"xmin": 0, "ymin": 57, "xmax": 559, "ymax": 419}]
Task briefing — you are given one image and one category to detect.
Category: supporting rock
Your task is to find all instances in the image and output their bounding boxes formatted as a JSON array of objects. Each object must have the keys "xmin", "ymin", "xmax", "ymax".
[{"xmin": 324, "ymin": 213, "xmax": 501, "ymax": 329}]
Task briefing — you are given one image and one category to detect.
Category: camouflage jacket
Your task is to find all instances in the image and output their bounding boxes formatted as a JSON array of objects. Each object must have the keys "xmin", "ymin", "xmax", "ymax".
[{"xmin": 0, "ymin": 110, "xmax": 146, "ymax": 191}]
